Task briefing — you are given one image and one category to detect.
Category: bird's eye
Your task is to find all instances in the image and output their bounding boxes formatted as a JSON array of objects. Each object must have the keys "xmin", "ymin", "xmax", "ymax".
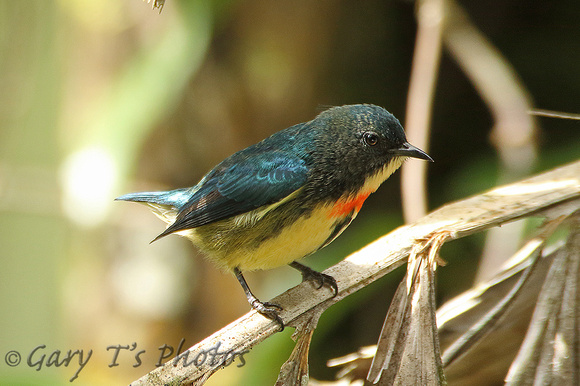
[{"xmin": 363, "ymin": 132, "xmax": 379, "ymax": 146}]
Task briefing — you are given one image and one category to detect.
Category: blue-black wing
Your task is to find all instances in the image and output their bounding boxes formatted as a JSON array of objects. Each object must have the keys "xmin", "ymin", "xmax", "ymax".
[{"xmin": 155, "ymin": 151, "xmax": 308, "ymax": 239}]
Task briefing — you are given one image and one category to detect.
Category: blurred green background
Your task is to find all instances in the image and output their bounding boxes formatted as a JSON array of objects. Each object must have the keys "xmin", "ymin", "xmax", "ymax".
[{"xmin": 0, "ymin": 0, "xmax": 578, "ymax": 384}]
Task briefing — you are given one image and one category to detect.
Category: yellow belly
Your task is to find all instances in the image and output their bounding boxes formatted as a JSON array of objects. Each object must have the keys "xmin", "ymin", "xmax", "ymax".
[
  {"xmin": 168, "ymin": 158, "xmax": 407, "ymax": 272},
  {"xmin": 181, "ymin": 203, "xmax": 348, "ymax": 271}
]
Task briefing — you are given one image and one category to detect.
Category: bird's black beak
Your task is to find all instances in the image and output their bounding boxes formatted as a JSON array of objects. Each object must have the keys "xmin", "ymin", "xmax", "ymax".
[{"xmin": 390, "ymin": 142, "xmax": 434, "ymax": 162}]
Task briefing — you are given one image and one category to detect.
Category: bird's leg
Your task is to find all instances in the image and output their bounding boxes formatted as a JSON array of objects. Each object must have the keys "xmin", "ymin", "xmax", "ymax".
[
  {"xmin": 289, "ymin": 261, "xmax": 338, "ymax": 297},
  {"xmin": 234, "ymin": 267, "xmax": 284, "ymax": 331}
]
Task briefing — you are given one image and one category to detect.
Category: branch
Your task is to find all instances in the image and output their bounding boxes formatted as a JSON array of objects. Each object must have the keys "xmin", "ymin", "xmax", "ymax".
[
  {"xmin": 401, "ymin": 0, "xmax": 445, "ymax": 222},
  {"xmin": 443, "ymin": 0, "xmax": 538, "ymax": 282},
  {"xmin": 131, "ymin": 160, "xmax": 580, "ymax": 385}
]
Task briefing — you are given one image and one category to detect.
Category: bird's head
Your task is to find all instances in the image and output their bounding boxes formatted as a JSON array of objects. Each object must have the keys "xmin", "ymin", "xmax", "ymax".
[{"xmin": 308, "ymin": 104, "xmax": 433, "ymax": 198}]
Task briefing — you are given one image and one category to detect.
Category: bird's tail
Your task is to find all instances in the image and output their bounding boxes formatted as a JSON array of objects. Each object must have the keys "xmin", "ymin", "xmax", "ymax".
[
  {"xmin": 115, "ymin": 188, "xmax": 192, "ymax": 224},
  {"xmin": 116, "ymin": 188, "xmax": 191, "ymax": 206}
]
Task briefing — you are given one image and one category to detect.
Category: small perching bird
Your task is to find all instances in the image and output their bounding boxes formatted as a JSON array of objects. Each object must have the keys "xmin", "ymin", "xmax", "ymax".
[{"xmin": 117, "ymin": 104, "xmax": 433, "ymax": 329}]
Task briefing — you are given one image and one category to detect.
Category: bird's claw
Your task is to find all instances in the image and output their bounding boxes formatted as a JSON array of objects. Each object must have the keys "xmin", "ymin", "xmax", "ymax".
[
  {"xmin": 300, "ymin": 268, "xmax": 338, "ymax": 297},
  {"xmin": 251, "ymin": 300, "xmax": 284, "ymax": 331}
]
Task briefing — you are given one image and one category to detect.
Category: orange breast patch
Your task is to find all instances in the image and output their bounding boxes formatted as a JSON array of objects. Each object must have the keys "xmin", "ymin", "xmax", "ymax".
[{"xmin": 328, "ymin": 192, "xmax": 371, "ymax": 218}]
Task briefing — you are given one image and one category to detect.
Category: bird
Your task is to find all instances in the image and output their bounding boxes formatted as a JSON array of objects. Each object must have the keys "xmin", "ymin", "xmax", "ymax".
[{"xmin": 116, "ymin": 104, "xmax": 433, "ymax": 330}]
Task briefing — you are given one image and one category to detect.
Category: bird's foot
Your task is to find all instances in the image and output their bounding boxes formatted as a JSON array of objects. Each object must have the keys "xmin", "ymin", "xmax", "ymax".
[
  {"xmin": 290, "ymin": 262, "xmax": 338, "ymax": 297},
  {"xmin": 250, "ymin": 299, "xmax": 284, "ymax": 331},
  {"xmin": 235, "ymin": 267, "xmax": 285, "ymax": 331}
]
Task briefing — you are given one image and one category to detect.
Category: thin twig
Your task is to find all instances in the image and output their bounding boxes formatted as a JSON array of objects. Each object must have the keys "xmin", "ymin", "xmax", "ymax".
[
  {"xmin": 529, "ymin": 109, "xmax": 580, "ymax": 120},
  {"xmin": 401, "ymin": 0, "xmax": 445, "ymax": 222}
]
